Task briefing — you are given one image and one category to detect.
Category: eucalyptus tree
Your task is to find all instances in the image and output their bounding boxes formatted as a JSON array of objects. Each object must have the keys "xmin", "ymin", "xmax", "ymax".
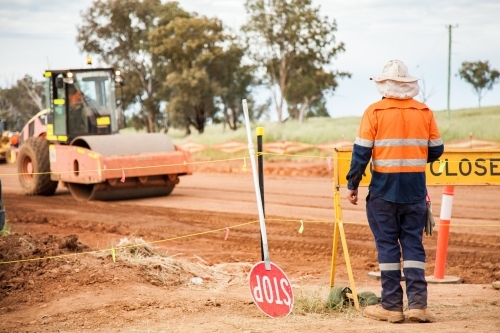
[
  {"xmin": 458, "ymin": 61, "xmax": 500, "ymax": 107},
  {"xmin": 242, "ymin": 0, "xmax": 349, "ymax": 122}
]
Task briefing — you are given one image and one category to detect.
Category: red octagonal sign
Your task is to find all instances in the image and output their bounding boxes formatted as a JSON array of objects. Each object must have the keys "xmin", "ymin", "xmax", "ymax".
[{"xmin": 248, "ymin": 261, "xmax": 294, "ymax": 317}]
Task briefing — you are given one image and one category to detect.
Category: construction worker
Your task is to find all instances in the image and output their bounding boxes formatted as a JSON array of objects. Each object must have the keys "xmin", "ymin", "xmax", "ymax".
[
  {"xmin": 346, "ymin": 60, "xmax": 444, "ymax": 323},
  {"xmin": 9, "ymin": 132, "xmax": 19, "ymax": 148},
  {"xmin": 68, "ymin": 84, "xmax": 85, "ymax": 109},
  {"xmin": 67, "ymin": 85, "xmax": 87, "ymax": 133}
]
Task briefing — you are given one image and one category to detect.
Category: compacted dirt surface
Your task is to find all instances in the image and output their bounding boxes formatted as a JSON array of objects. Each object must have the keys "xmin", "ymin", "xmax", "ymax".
[{"xmin": 1, "ymin": 161, "xmax": 500, "ymax": 332}]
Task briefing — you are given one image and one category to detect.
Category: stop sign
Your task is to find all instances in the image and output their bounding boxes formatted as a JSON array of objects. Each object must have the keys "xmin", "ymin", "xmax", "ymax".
[{"xmin": 248, "ymin": 261, "xmax": 294, "ymax": 317}]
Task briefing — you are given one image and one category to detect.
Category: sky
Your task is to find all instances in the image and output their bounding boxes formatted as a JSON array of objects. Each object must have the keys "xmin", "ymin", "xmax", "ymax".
[{"xmin": 1, "ymin": 0, "xmax": 499, "ymax": 119}]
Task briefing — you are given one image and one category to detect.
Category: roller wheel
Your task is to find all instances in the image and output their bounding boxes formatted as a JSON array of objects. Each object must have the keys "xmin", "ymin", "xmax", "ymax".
[{"xmin": 17, "ymin": 137, "xmax": 58, "ymax": 196}]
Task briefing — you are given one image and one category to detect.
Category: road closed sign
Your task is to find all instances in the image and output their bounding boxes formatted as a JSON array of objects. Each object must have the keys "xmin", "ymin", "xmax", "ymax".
[
  {"xmin": 334, "ymin": 148, "xmax": 500, "ymax": 186},
  {"xmin": 248, "ymin": 261, "xmax": 294, "ymax": 317}
]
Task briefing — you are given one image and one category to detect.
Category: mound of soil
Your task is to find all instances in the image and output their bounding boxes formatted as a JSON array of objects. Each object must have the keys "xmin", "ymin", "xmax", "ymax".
[
  {"xmin": 192, "ymin": 160, "xmax": 332, "ymax": 177},
  {"xmin": 0, "ymin": 233, "xmax": 92, "ymax": 299}
]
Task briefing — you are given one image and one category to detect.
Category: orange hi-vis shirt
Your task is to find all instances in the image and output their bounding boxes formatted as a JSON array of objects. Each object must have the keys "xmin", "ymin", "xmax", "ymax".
[
  {"xmin": 10, "ymin": 134, "xmax": 20, "ymax": 146},
  {"xmin": 347, "ymin": 98, "xmax": 444, "ymax": 203}
]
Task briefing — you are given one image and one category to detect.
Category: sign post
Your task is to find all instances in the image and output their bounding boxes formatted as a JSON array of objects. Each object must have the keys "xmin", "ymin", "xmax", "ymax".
[
  {"xmin": 329, "ymin": 152, "xmax": 360, "ymax": 310},
  {"xmin": 243, "ymin": 99, "xmax": 294, "ymax": 316},
  {"xmin": 242, "ymin": 100, "xmax": 270, "ymax": 270}
]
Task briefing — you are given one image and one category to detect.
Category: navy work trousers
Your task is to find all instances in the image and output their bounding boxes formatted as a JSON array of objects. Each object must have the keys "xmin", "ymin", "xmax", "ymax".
[{"xmin": 366, "ymin": 193, "xmax": 428, "ymax": 311}]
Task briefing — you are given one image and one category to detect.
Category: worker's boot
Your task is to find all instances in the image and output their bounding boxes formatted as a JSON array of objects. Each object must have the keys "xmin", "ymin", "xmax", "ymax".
[
  {"xmin": 363, "ymin": 304, "xmax": 405, "ymax": 323},
  {"xmin": 407, "ymin": 308, "xmax": 437, "ymax": 323}
]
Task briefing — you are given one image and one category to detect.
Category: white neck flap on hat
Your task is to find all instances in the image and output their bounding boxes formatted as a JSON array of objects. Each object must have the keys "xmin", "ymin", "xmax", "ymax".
[{"xmin": 375, "ymin": 80, "xmax": 420, "ymax": 100}]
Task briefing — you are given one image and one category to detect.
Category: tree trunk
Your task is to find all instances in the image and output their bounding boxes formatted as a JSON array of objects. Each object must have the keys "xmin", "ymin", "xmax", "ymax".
[
  {"xmin": 222, "ymin": 106, "xmax": 227, "ymax": 132},
  {"xmin": 147, "ymin": 113, "xmax": 154, "ymax": 133},
  {"xmin": 298, "ymin": 95, "xmax": 320, "ymax": 123},
  {"xmin": 297, "ymin": 97, "xmax": 309, "ymax": 123},
  {"xmin": 193, "ymin": 104, "xmax": 206, "ymax": 134},
  {"xmin": 230, "ymin": 105, "xmax": 239, "ymax": 130},
  {"xmin": 278, "ymin": 55, "xmax": 287, "ymax": 123},
  {"xmin": 271, "ymin": 85, "xmax": 283, "ymax": 123}
]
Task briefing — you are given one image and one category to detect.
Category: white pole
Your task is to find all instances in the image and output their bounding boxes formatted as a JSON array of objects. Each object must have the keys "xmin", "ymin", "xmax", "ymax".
[{"xmin": 242, "ymin": 99, "xmax": 271, "ymax": 270}]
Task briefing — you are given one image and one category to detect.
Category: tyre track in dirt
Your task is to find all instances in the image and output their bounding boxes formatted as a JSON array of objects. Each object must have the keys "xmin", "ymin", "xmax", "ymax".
[{"xmin": 4, "ymin": 190, "xmax": 500, "ymax": 283}]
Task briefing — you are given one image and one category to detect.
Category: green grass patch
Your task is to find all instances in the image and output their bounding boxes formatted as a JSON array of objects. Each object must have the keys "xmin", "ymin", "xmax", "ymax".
[
  {"xmin": 434, "ymin": 105, "xmax": 500, "ymax": 142},
  {"xmin": 166, "ymin": 117, "xmax": 361, "ymax": 145}
]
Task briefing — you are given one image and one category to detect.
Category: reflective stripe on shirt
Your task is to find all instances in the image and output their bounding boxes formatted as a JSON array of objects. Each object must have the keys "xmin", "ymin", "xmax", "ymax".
[
  {"xmin": 372, "ymin": 159, "xmax": 427, "ymax": 167},
  {"xmin": 374, "ymin": 138, "xmax": 429, "ymax": 147},
  {"xmin": 429, "ymin": 138, "xmax": 443, "ymax": 147},
  {"xmin": 355, "ymin": 137, "xmax": 374, "ymax": 148}
]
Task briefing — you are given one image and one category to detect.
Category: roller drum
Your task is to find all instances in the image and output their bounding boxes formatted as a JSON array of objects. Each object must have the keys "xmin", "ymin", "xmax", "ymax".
[
  {"xmin": 70, "ymin": 133, "xmax": 176, "ymax": 156},
  {"xmin": 68, "ymin": 133, "xmax": 178, "ymax": 201}
]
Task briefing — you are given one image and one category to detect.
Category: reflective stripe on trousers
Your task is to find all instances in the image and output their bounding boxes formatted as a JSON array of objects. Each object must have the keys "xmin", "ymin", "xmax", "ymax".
[{"xmin": 366, "ymin": 193, "xmax": 428, "ymax": 311}]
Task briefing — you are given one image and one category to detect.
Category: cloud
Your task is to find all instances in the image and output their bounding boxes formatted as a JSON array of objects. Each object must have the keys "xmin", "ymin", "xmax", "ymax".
[{"xmin": 0, "ymin": 0, "xmax": 91, "ymax": 39}]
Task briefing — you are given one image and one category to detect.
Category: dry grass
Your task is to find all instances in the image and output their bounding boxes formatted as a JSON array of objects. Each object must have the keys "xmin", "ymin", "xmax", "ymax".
[
  {"xmin": 292, "ymin": 287, "xmax": 360, "ymax": 319},
  {"xmin": 106, "ymin": 237, "xmax": 252, "ymax": 289},
  {"xmin": 0, "ymin": 220, "xmax": 10, "ymax": 237}
]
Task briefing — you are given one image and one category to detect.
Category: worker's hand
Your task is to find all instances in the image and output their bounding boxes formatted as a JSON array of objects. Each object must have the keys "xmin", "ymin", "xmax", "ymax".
[{"xmin": 347, "ymin": 189, "xmax": 358, "ymax": 205}]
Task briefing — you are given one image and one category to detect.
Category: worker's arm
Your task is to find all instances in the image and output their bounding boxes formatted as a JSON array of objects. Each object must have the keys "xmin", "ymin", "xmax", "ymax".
[{"xmin": 346, "ymin": 109, "xmax": 376, "ymax": 203}]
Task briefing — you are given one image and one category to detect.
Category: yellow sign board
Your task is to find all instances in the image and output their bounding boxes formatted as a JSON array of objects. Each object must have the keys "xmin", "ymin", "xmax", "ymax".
[
  {"xmin": 46, "ymin": 124, "xmax": 54, "ymax": 136},
  {"xmin": 335, "ymin": 148, "xmax": 500, "ymax": 186},
  {"xmin": 96, "ymin": 116, "xmax": 111, "ymax": 126}
]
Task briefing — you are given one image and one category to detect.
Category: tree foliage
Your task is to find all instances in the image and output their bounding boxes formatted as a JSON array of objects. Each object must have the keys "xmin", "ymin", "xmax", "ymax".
[
  {"xmin": 150, "ymin": 16, "xmax": 224, "ymax": 134},
  {"xmin": 0, "ymin": 76, "xmax": 45, "ymax": 131},
  {"xmin": 306, "ymin": 97, "xmax": 329, "ymax": 118},
  {"xmin": 242, "ymin": 0, "xmax": 349, "ymax": 122},
  {"xmin": 77, "ymin": 0, "xmax": 190, "ymax": 132},
  {"xmin": 286, "ymin": 62, "xmax": 348, "ymax": 121},
  {"xmin": 150, "ymin": 16, "xmax": 257, "ymax": 133},
  {"xmin": 458, "ymin": 61, "xmax": 500, "ymax": 107}
]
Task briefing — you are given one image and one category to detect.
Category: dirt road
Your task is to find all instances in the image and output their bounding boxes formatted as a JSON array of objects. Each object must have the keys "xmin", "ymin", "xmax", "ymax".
[{"xmin": 1, "ymin": 162, "xmax": 499, "ymax": 332}]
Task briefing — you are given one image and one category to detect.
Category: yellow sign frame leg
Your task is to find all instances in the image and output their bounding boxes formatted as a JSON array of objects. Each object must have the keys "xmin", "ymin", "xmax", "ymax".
[{"xmin": 329, "ymin": 153, "xmax": 360, "ymax": 311}]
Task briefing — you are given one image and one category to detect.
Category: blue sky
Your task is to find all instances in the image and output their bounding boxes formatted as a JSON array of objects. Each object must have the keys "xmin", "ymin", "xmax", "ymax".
[{"xmin": 1, "ymin": 0, "xmax": 499, "ymax": 119}]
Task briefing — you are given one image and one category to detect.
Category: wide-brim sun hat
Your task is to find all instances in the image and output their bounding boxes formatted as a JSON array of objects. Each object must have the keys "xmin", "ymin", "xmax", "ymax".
[{"xmin": 370, "ymin": 59, "xmax": 419, "ymax": 83}]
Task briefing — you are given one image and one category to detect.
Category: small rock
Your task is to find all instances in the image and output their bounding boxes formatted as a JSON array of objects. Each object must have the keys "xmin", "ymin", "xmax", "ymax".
[
  {"xmin": 493, "ymin": 281, "xmax": 500, "ymax": 290},
  {"xmin": 189, "ymin": 277, "xmax": 203, "ymax": 285}
]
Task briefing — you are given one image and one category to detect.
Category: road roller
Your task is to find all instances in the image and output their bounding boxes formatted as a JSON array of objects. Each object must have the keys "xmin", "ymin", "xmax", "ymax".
[{"xmin": 16, "ymin": 67, "xmax": 191, "ymax": 201}]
